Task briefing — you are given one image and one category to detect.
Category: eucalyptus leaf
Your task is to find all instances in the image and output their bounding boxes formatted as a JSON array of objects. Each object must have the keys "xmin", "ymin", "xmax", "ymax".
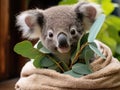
[
  {"xmin": 37, "ymin": 41, "xmax": 43, "ymax": 49},
  {"xmin": 76, "ymin": 33, "xmax": 89, "ymax": 52},
  {"xmin": 85, "ymin": 49, "xmax": 94, "ymax": 65},
  {"xmin": 14, "ymin": 40, "xmax": 42, "ymax": 59},
  {"xmin": 72, "ymin": 63, "xmax": 92, "ymax": 75},
  {"xmin": 60, "ymin": 61, "xmax": 69, "ymax": 71},
  {"xmin": 76, "ymin": 38, "xmax": 81, "ymax": 52},
  {"xmin": 89, "ymin": 42, "xmax": 106, "ymax": 59},
  {"xmin": 14, "ymin": 40, "xmax": 32, "ymax": 53},
  {"xmin": 80, "ymin": 33, "xmax": 89, "ymax": 47},
  {"xmin": 88, "ymin": 14, "xmax": 106, "ymax": 42},
  {"xmin": 79, "ymin": 45, "xmax": 91, "ymax": 60},
  {"xmin": 64, "ymin": 70, "xmax": 83, "ymax": 78},
  {"xmin": 33, "ymin": 55, "xmax": 45, "ymax": 68},
  {"xmin": 37, "ymin": 41, "xmax": 51, "ymax": 54},
  {"xmin": 71, "ymin": 49, "xmax": 77, "ymax": 62},
  {"xmin": 40, "ymin": 47, "xmax": 51, "ymax": 54},
  {"xmin": 48, "ymin": 64, "xmax": 61, "ymax": 72},
  {"xmin": 40, "ymin": 56, "xmax": 55, "ymax": 67},
  {"xmin": 84, "ymin": 49, "xmax": 94, "ymax": 72},
  {"xmin": 71, "ymin": 33, "xmax": 89, "ymax": 64}
]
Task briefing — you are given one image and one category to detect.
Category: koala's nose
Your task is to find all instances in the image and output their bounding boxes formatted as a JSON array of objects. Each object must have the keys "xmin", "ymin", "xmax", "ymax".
[{"xmin": 57, "ymin": 33, "xmax": 68, "ymax": 48}]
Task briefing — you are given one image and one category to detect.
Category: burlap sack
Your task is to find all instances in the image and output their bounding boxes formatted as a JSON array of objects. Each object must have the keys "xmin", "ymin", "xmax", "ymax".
[{"xmin": 15, "ymin": 41, "xmax": 120, "ymax": 90}]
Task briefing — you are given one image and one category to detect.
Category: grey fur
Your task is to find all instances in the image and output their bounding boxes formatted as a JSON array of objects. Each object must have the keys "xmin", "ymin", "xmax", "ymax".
[{"xmin": 16, "ymin": 2, "xmax": 102, "ymax": 65}]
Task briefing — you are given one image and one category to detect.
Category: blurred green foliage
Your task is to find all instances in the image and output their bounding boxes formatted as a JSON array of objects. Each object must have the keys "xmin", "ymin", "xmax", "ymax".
[
  {"xmin": 59, "ymin": 0, "xmax": 120, "ymax": 60},
  {"xmin": 59, "ymin": 0, "xmax": 78, "ymax": 5}
]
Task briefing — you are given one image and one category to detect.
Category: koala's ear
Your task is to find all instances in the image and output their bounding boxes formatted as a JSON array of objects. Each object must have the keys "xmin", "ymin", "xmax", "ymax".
[
  {"xmin": 74, "ymin": 2, "xmax": 102, "ymax": 21},
  {"xmin": 16, "ymin": 9, "xmax": 44, "ymax": 39}
]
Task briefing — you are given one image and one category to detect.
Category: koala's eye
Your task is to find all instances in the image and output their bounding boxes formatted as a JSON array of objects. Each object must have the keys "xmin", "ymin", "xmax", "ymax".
[
  {"xmin": 70, "ymin": 27, "xmax": 76, "ymax": 35},
  {"xmin": 48, "ymin": 30, "xmax": 53, "ymax": 38}
]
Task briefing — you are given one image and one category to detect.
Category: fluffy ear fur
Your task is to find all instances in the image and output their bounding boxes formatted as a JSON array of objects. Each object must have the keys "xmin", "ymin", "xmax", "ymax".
[
  {"xmin": 74, "ymin": 2, "xmax": 102, "ymax": 20},
  {"xmin": 16, "ymin": 9, "xmax": 44, "ymax": 39},
  {"xmin": 74, "ymin": 2, "xmax": 103, "ymax": 30}
]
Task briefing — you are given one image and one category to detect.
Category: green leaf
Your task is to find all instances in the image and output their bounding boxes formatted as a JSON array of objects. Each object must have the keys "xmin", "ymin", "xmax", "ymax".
[
  {"xmin": 59, "ymin": 0, "xmax": 78, "ymax": 5},
  {"xmin": 84, "ymin": 49, "xmax": 94, "ymax": 72},
  {"xmin": 116, "ymin": 44, "xmax": 120, "ymax": 55},
  {"xmin": 101, "ymin": 0, "xmax": 115, "ymax": 16},
  {"xmin": 60, "ymin": 61, "xmax": 69, "ymax": 71},
  {"xmin": 85, "ymin": 49, "xmax": 94, "ymax": 65},
  {"xmin": 14, "ymin": 40, "xmax": 42, "ymax": 59},
  {"xmin": 76, "ymin": 33, "xmax": 88, "ymax": 52},
  {"xmin": 37, "ymin": 41, "xmax": 51, "ymax": 54},
  {"xmin": 71, "ymin": 49, "xmax": 77, "ymax": 62},
  {"xmin": 71, "ymin": 33, "xmax": 89, "ymax": 63},
  {"xmin": 40, "ymin": 56, "xmax": 55, "ymax": 67},
  {"xmin": 80, "ymin": 33, "xmax": 89, "ymax": 47},
  {"xmin": 77, "ymin": 38, "xmax": 81, "ymax": 52},
  {"xmin": 88, "ymin": 14, "xmax": 106, "ymax": 42},
  {"xmin": 100, "ymin": 36, "xmax": 117, "ymax": 53},
  {"xmin": 106, "ymin": 15, "xmax": 120, "ymax": 31},
  {"xmin": 40, "ymin": 47, "xmax": 51, "ymax": 54},
  {"xmin": 79, "ymin": 45, "xmax": 93, "ymax": 60},
  {"xmin": 33, "ymin": 55, "xmax": 45, "ymax": 68},
  {"xmin": 96, "ymin": 23, "xmax": 108, "ymax": 39},
  {"xmin": 89, "ymin": 42, "xmax": 106, "ymax": 59},
  {"xmin": 33, "ymin": 55, "xmax": 55, "ymax": 68},
  {"xmin": 14, "ymin": 40, "xmax": 32, "ymax": 52},
  {"xmin": 108, "ymin": 28, "xmax": 120, "ymax": 43},
  {"xmin": 37, "ymin": 41, "xmax": 43, "ymax": 49},
  {"xmin": 48, "ymin": 64, "xmax": 61, "ymax": 72},
  {"xmin": 72, "ymin": 63, "xmax": 92, "ymax": 75},
  {"xmin": 64, "ymin": 70, "xmax": 83, "ymax": 78}
]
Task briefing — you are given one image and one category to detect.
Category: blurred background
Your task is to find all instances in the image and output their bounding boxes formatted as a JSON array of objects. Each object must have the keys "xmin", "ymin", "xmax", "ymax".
[{"xmin": 0, "ymin": 0, "xmax": 120, "ymax": 89}]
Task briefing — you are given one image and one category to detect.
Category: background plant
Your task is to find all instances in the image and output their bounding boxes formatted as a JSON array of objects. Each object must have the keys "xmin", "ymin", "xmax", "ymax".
[{"xmin": 59, "ymin": 0, "xmax": 120, "ymax": 60}]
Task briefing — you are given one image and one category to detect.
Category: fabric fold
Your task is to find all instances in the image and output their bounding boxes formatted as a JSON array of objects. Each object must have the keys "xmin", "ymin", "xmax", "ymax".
[{"xmin": 15, "ymin": 41, "xmax": 120, "ymax": 90}]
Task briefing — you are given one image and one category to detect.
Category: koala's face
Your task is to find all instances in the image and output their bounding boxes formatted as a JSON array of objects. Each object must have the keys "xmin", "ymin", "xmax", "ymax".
[
  {"xmin": 39, "ymin": 6, "xmax": 84, "ymax": 53},
  {"xmin": 17, "ymin": 2, "xmax": 102, "ymax": 54}
]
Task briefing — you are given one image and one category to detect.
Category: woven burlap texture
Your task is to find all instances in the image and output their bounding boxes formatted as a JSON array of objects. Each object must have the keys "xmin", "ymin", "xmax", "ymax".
[{"xmin": 15, "ymin": 41, "xmax": 120, "ymax": 90}]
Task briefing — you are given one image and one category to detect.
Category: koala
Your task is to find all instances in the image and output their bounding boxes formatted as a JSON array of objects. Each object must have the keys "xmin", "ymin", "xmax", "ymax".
[{"xmin": 16, "ymin": 2, "xmax": 102, "ymax": 65}]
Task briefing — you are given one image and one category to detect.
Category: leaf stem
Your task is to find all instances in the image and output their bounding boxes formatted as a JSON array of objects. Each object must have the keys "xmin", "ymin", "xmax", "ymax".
[
  {"xmin": 61, "ymin": 61, "xmax": 70, "ymax": 71},
  {"xmin": 46, "ymin": 55, "xmax": 65, "ymax": 72},
  {"xmin": 70, "ymin": 42, "xmax": 89, "ymax": 68}
]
